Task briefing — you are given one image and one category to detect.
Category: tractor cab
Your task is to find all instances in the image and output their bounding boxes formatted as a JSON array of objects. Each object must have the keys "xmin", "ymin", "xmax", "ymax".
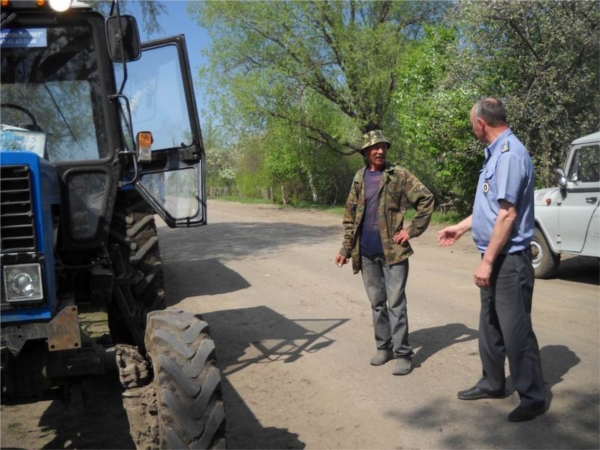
[{"xmin": 1, "ymin": 0, "xmax": 206, "ymax": 240}]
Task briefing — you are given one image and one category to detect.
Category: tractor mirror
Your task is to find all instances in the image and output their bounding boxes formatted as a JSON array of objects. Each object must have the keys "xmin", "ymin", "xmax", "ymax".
[{"xmin": 106, "ymin": 15, "xmax": 141, "ymax": 62}]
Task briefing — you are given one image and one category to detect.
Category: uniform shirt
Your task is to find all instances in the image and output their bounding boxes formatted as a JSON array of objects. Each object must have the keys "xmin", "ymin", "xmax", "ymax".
[
  {"xmin": 472, "ymin": 128, "xmax": 535, "ymax": 253},
  {"xmin": 360, "ymin": 169, "xmax": 384, "ymax": 256}
]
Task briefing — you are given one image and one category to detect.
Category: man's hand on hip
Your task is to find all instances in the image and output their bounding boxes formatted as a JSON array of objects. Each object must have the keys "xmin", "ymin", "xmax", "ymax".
[{"xmin": 393, "ymin": 229, "xmax": 410, "ymax": 245}]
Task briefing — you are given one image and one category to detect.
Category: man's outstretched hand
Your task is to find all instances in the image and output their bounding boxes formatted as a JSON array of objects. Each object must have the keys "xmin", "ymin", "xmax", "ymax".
[{"xmin": 437, "ymin": 225, "xmax": 463, "ymax": 247}]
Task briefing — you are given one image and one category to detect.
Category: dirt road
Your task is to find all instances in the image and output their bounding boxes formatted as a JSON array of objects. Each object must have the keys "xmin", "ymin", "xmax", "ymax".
[{"xmin": 2, "ymin": 199, "xmax": 599, "ymax": 449}]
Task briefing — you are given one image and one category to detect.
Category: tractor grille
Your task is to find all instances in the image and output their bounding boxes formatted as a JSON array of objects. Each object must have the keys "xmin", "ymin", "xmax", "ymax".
[{"xmin": 1, "ymin": 165, "xmax": 36, "ymax": 253}]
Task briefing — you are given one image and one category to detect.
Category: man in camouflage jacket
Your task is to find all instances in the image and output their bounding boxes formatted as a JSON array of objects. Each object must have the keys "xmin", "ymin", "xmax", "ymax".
[{"xmin": 335, "ymin": 130, "xmax": 434, "ymax": 375}]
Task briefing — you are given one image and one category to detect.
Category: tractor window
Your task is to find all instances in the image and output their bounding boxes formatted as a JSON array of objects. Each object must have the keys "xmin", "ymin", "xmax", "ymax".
[
  {"xmin": 1, "ymin": 25, "xmax": 108, "ymax": 162},
  {"xmin": 119, "ymin": 44, "xmax": 192, "ymax": 150}
]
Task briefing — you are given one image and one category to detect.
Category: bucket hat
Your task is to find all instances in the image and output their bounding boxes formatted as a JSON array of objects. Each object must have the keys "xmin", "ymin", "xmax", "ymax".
[{"xmin": 360, "ymin": 130, "xmax": 391, "ymax": 153}]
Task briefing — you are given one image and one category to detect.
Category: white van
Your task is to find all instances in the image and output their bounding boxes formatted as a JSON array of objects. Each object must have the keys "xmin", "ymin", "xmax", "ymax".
[{"xmin": 532, "ymin": 131, "xmax": 600, "ymax": 278}]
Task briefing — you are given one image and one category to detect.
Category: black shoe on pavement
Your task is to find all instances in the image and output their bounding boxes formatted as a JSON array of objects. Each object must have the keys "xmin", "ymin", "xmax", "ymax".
[
  {"xmin": 508, "ymin": 405, "xmax": 546, "ymax": 422},
  {"xmin": 457, "ymin": 386, "xmax": 506, "ymax": 401}
]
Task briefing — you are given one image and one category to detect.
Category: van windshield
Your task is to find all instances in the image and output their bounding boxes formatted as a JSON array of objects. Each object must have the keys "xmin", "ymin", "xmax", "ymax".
[{"xmin": 1, "ymin": 24, "xmax": 108, "ymax": 162}]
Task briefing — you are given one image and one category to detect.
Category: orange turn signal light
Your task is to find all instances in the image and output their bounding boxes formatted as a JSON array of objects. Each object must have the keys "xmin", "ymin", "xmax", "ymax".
[
  {"xmin": 136, "ymin": 131, "xmax": 153, "ymax": 163},
  {"xmin": 1, "ymin": 0, "xmax": 11, "ymax": 7},
  {"xmin": 137, "ymin": 131, "xmax": 153, "ymax": 149},
  {"xmin": 36, "ymin": 0, "xmax": 46, "ymax": 6}
]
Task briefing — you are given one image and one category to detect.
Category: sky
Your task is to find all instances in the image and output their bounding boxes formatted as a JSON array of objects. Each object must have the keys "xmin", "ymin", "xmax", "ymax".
[{"xmin": 134, "ymin": 0, "xmax": 212, "ymax": 123}]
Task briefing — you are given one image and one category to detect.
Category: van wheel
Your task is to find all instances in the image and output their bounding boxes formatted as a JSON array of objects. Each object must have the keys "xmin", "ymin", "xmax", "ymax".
[{"xmin": 531, "ymin": 228, "xmax": 560, "ymax": 279}]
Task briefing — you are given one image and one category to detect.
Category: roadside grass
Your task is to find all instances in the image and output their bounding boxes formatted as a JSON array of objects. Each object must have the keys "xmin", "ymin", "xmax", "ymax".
[
  {"xmin": 212, "ymin": 196, "xmax": 461, "ymax": 225},
  {"xmin": 216, "ymin": 195, "xmax": 269, "ymax": 205}
]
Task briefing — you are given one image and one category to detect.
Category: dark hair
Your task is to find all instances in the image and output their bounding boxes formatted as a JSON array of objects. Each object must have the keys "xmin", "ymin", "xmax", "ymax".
[{"xmin": 473, "ymin": 98, "xmax": 507, "ymax": 126}]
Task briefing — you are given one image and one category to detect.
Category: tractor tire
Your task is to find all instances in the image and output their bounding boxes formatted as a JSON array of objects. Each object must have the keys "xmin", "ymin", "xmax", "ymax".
[
  {"xmin": 144, "ymin": 308, "xmax": 226, "ymax": 449},
  {"xmin": 530, "ymin": 228, "xmax": 560, "ymax": 279},
  {"xmin": 109, "ymin": 189, "xmax": 165, "ymax": 348}
]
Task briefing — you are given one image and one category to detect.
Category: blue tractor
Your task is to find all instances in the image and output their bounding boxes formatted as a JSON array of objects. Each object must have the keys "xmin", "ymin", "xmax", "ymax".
[{"xmin": 0, "ymin": 1, "xmax": 225, "ymax": 448}]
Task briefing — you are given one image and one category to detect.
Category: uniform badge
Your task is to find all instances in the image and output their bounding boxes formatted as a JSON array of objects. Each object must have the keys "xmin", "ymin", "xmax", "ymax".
[
  {"xmin": 501, "ymin": 141, "xmax": 510, "ymax": 153},
  {"xmin": 483, "ymin": 182, "xmax": 490, "ymax": 194}
]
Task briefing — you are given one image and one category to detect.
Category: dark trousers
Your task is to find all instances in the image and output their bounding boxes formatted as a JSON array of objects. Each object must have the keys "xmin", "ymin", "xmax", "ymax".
[
  {"xmin": 361, "ymin": 255, "xmax": 413, "ymax": 359},
  {"xmin": 475, "ymin": 250, "xmax": 546, "ymax": 409}
]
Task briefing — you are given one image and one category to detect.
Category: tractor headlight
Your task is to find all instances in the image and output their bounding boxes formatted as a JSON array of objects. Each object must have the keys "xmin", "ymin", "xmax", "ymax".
[
  {"xmin": 49, "ymin": 0, "xmax": 72, "ymax": 12},
  {"xmin": 3, "ymin": 264, "xmax": 43, "ymax": 302}
]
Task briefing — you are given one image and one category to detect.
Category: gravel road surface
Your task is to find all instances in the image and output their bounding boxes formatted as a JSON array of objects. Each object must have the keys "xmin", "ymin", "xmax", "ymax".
[{"xmin": 2, "ymin": 199, "xmax": 598, "ymax": 449}]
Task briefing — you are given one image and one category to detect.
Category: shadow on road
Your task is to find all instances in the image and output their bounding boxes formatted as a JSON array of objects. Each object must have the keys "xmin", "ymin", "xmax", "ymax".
[
  {"xmin": 158, "ymin": 221, "xmax": 340, "ymax": 264},
  {"xmin": 36, "ymin": 377, "xmax": 134, "ymax": 449},
  {"xmin": 555, "ymin": 256, "xmax": 599, "ymax": 285},
  {"xmin": 202, "ymin": 306, "xmax": 348, "ymax": 377},
  {"xmin": 387, "ymin": 344, "xmax": 596, "ymax": 449},
  {"xmin": 202, "ymin": 306, "xmax": 349, "ymax": 449},
  {"xmin": 164, "ymin": 258, "xmax": 251, "ymax": 303},
  {"xmin": 541, "ymin": 344, "xmax": 582, "ymax": 410},
  {"xmin": 219, "ymin": 375, "xmax": 304, "ymax": 450},
  {"xmin": 411, "ymin": 323, "xmax": 478, "ymax": 368}
]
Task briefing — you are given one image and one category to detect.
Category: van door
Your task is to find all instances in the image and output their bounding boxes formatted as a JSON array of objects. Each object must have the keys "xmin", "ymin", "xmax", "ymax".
[
  {"xmin": 122, "ymin": 35, "xmax": 205, "ymax": 228},
  {"xmin": 558, "ymin": 143, "xmax": 600, "ymax": 253}
]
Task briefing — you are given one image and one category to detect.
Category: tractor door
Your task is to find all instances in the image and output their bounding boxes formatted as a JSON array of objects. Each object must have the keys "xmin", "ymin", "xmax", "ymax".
[{"xmin": 123, "ymin": 35, "xmax": 205, "ymax": 227}]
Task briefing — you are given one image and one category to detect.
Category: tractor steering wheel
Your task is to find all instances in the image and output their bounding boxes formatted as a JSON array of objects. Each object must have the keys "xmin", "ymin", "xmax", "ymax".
[{"xmin": 1, "ymin": 103, "xmax": 42, "ymax": 132}]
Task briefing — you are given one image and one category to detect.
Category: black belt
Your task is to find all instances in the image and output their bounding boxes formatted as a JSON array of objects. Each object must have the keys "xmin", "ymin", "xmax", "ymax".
[
  {"xmin": 481, "ymin": 248, "xmax": 531, "ymax": 258},
  {"xmin": 508, "ymin": 248, "xmax": 531, "ymax": 256}
]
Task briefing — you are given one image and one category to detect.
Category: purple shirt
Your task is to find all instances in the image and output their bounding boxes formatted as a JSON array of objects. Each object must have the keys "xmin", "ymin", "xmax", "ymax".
[{"xmin": 360, "ymin": 169, "xmax": 384, "ymax": 256}]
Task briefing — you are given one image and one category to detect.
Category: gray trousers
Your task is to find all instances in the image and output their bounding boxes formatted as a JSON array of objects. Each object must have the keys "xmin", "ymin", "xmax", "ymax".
[
  {"xmin": 361, "ymin": 254, "xmax": 413, "ymax": 359},
  {"xmin": 475, "ymin": 250, "xmax": 546, "ymax": 409}
]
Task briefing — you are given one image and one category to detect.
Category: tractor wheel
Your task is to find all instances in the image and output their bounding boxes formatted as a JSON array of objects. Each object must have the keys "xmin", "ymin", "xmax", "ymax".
[
  {"xmin": 109, "ymin": 189, "xmax": 165, "ymax": 349},
  {"xmin": 144, "ymin": 308, "xmax": 226, "ymax": 449},
  {"xmin": 530, "ymin": 228, "xmax": 560, "ymax": 279}
]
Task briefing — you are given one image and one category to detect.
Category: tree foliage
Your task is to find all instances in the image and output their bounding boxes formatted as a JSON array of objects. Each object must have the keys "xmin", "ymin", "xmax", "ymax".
[
  {"xmin": 203, "ymin": 119, "xmax": 238, "ymax": 194},
  {"xmin": 392, "ymin": 26, "xmax": 480, "ymax": 214},
  {"xmin": 451, "ymin": 0, "xmax": 600, "ymax": 186},
  {"xmin": 189, "ymin": 0, "xmax": 599, "ymax": 212},
  {"xmin": 190, "ymin": 0, "xmax": 445, "ymax": 154}
]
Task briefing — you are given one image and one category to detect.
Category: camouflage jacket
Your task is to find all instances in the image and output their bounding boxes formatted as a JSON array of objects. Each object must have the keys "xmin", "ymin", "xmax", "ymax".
[{"xmin": 339, "ymin": 162, "xmax": 434, "ymax": 274}]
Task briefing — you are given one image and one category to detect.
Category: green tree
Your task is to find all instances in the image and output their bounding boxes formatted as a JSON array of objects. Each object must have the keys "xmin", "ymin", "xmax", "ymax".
[
  {"xmin": 264, "ymin": 114, "xmax": 359, "ymax": 206},
  {"xmin": 392, "ymin": 25, "xmax": 480, "ymax": 214},
  {"xmin": 203, "ymin": 119, "xmax": 238, "ymax": 196},
  {"xmin": 452, "ymin": 0, "xmax": 600, "ymax": 186},
  {"xmin": 233, "ymin": 134, "xmax": 271, "ymax": 199},
  {"xmin": 190, "ymin": 0, "xmax": 446, "ymax": 154}
]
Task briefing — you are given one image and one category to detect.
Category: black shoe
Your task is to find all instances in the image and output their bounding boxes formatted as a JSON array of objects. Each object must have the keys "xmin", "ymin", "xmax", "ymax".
[
  {"xmin": 508, "ymin": 405, "xmax": 546, "ymax": 422},
  {"xmin": 457, "ymin": 386, "xmax": 506, "ymax": 401}
]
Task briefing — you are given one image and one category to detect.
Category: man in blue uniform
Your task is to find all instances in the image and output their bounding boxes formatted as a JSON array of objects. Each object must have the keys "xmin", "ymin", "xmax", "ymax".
[{"xmin": 437, "ymin": 98, "xmax": 546, "ymax": 422}]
